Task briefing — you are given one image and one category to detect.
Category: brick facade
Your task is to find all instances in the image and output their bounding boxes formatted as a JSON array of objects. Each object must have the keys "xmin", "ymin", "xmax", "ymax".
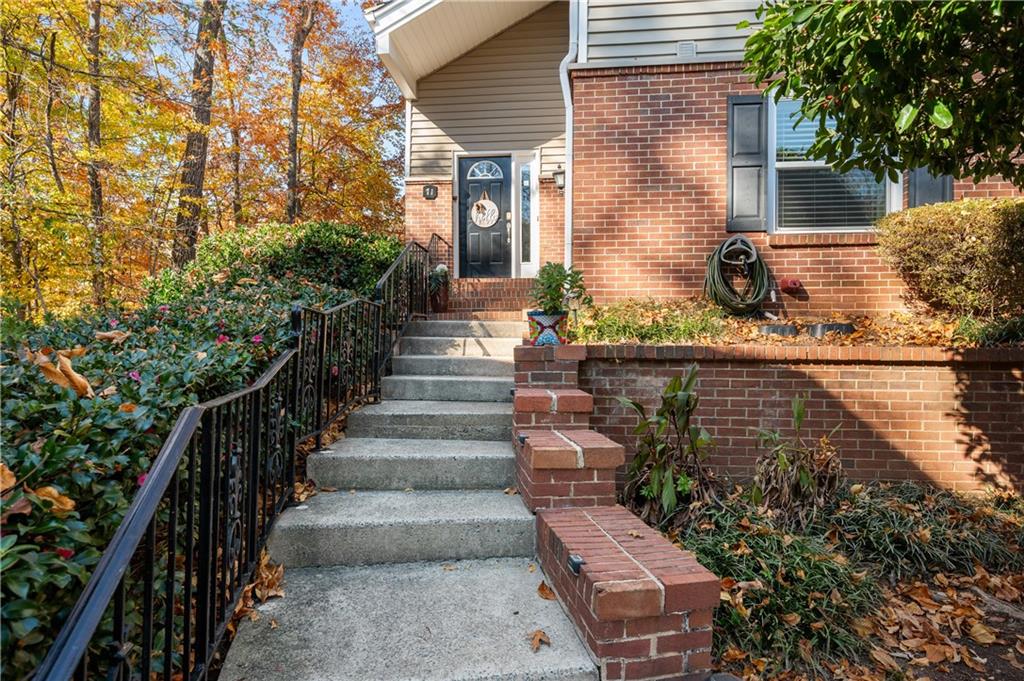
[
  {"xmin": 570, "ymin": 62, "xmax": 1021, "ymax": 314},
  {"xmin": 516, "ymin": 344, "xmax": 1024, "ymax": 493}
]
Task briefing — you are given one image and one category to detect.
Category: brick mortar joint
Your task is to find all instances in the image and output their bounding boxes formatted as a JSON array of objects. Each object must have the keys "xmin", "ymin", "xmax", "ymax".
[
  {"xmin": 554, "ymin": 429, "xmax": 586, "ymax": 468},
  {"xmin": 581, "ymin": 509, "xmax": 666, "ymax": 614}
]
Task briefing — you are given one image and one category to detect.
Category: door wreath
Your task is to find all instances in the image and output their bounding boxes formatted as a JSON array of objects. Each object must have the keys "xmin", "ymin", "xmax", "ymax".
[{"xmin": 470, "ymin": 190, "xmax": 499, "ymax": 228}]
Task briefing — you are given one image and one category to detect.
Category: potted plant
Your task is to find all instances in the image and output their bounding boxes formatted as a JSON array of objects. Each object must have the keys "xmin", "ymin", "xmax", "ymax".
[
  {"xmin": 428, "ymin": 264, "xmax": 450, "ymax": 313},
  {"xmin": 527, "ymin": 263, "xmax": 592, "ymax": 345}
]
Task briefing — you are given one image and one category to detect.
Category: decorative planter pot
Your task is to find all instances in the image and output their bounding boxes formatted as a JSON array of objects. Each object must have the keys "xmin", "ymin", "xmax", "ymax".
[
  {"xmin": 527, "ymin": 310, "xmax": 568, "ymax": 346},
  {"xmin": 429, "ymin": 286, "xmax": 449, "ymax": 313}
]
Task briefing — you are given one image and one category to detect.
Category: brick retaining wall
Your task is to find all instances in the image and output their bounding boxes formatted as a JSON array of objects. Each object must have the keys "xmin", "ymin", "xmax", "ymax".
[{"xmin": 515, "ymin": 344, "xmax": 1024, "ymax": 492}]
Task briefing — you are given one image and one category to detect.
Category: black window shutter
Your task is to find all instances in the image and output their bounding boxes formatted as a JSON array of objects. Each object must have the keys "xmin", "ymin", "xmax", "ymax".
[
  {"xmin": 726, "ymin": 95, "xmax": 767, "ymax": 232},
  {"xmin": 908, "ymin": 167, "xmax": 953, "ymax": 207}
]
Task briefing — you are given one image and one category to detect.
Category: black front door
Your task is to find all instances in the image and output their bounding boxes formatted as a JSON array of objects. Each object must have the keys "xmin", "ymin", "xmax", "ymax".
[{"xmin": 459, "ymin": 155, "xmax": 512, "ymax": 277}]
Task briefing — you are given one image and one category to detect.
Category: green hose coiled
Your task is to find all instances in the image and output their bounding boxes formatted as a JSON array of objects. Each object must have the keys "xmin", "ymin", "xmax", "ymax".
[{"xmin": 703, "ymin": 235, "xmax": 771, "ymax": 315}]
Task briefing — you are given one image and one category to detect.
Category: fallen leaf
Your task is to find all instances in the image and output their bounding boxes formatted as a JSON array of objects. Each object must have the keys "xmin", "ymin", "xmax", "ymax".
[
  {"xmin": 212, "ymin": 271, "xmax": 229, "ymax": 284},
  {"xmin": 269, "ymin": 618, "xmax": 279, "ymax": 630},
  {"xmin": 34, "ymin": 355, "xmax": 72, "ymax": 390},
  {"xmin": 529, "ymin": 629, "xmax": 550, "ymax": 652},
  {"xmin": 537, "ymin": 580, "xmax": 557, "ymax": 600},
  {"xmin": 0, "ymin": 463, "xmax": 15, "ymax": 492},
  {"xmin": 145, "ymin": 326, "xmax": 160, "ymax": 334},
  {"xmin": 782, "ymin": 613, "xmax": 801, "ymax": 626},
  {"xmin": 194, "ymin": 351, "xmax": 208, "ymax": 361},
  {"xmin": 627, "ymin": 530, "xmax": 643, "ymax": 538},
  {"xmin": 969, "ymin": 621, "xmax": 997, "ymax": 645},
  {"xmin": 503, "ymin": 486, "xmax": 518, "ymax": 495},
  {"xmin": 1, "ymin": 495, "xmax": 31, "ymax": 523},
  {"xmin": 870, "ymin": 647, "xmax": 900, "ymax": 672},
  {"xmin": 253, "ymin": 550, "xmax": 284, "ymax": 602},
  {"xmin": 527, "ymin": 563, "xmax": 536, "ymax": 573},
  {"xmin": 94, "ymin": 330, "xmax": 131, "ymax": 344},
  {"xmin": 99, "ymin": 385, "xmax": 118, "ymax": 397},
  {"xmin": 441, "ymin": 564, "xmax": 456, "ymax": 572},
  {"xmin": 236, "ymin": 277, "xmax": 258, "ymax": 285},
  {"xmin": 57, "ymin": 354, "xmax": 94, "ymax": 398},
  {"xmin": 721, "ymin": 647, "xmax": 747, "ymax": 662},
  {"xmin": 119, "ymin": 403, "xmax": 137, "ymax": 413},
  {"xmin": 850, "ymin": 484, "xmax": 864, "ymax": 495},
  {"xmin": 34, "ymin": 486, "xmax": 76, "ymax": 517}
]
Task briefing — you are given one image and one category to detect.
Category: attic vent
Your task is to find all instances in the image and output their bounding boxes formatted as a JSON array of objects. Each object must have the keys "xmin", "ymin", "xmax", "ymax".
[{"xmin": 677, "ymin": 40, "xmax": 698, "ymax": 59}]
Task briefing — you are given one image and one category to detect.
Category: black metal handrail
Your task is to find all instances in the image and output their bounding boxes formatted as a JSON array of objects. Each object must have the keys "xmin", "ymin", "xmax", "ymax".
[
  {"xmin": 33, "ymin": 241, "xmax": 431, "ymax": 680},
  {"xmin": 33, "ymin": 347, "xmax": 299, "ymax": 680},
  {"xmin": 373, "ymin": 240, "xmax": 430, "ymax": 377},
  {"xmin": 427, "ymin": 232, "xmax": 452, "ymax": 270}
]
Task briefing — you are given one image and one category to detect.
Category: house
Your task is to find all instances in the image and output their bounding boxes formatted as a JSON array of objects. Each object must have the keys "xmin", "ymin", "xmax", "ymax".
[{"xmin": 365, "ymin": 0, "xmax": 1019, "ymax": 316}]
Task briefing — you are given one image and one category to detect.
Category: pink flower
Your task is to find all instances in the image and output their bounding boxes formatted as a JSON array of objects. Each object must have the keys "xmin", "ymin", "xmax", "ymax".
[
  {"xmin": 216, "ymin": 334, "xmax": 229, "ymax": 345},
  {"xmin": 251, "ymin": 334, "xmax": 263, "ymax": 344},
  {"xmin": 137, "ymin": 473, "xmax": 147, "ymax": 487},
  {"xmin": 158, "ymin": 305, "xmax": 169, "ymax": 314},
  {"xmin": 128, "ymin": 370, "xmax": 141, "ymax": 382},
  {"xmin": 330, "ymin": 365, "xmax": 339, "ymax": 377},
  {"xmin": 108, "ymin": 319, "xmax": 119, "ymax": 328},
  {"xmin": 56, "ymin": 547, "xmax": 75, "ymax": 560}
]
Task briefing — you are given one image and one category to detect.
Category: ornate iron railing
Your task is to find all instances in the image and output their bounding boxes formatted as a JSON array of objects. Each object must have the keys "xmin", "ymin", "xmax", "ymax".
[
  {"xmin": 373, "ymin": 240, "xmax": 429, "ymax": 377},
  {"xmin": 32, "ymin": 348, "xmax": 300, "ymax": 681},
  {"xmin": 33, "ymin": 239, "xmax": 432, "ymax": 680}
]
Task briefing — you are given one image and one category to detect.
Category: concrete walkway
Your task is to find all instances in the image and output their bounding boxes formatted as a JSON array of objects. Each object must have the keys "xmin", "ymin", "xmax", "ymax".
[{"xmin": 221, "ymin": 320, "xmax": 598, "ymax": 681}]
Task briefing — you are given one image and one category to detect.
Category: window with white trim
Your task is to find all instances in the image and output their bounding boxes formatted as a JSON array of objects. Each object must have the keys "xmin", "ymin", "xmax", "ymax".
[{"xmin": 767, "ymin": 99, "xmax": 900, "ymax": 233}]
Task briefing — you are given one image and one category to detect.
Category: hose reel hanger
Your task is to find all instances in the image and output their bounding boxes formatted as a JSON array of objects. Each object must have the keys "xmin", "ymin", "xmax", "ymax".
[{"xmin": 704, "ymin": 235, "xmax": 771, "ymax": 316}]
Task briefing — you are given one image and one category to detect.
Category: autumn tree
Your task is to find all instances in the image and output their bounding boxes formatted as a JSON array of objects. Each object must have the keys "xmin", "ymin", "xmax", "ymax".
[
  {"xmin": 85, "ymin": 0, "xmax": 104, "ymax": 305},
  {"xmin": 172, "ymin": 0, "xmax": 228, "ymax": 267},
  {"xmin": 286, "ymin": 0, "xmax": 319, "ymax": 223}
]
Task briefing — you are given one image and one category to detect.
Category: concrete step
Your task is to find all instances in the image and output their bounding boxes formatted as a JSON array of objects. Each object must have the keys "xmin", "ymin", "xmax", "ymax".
[
  {"xmin": 268, "ymin": 490, "xmax": 534, "ymax": 567},
  {"xmin": 391, "ymin": 355, "xmax": 513, "ymax": 377},
  {"xmin": 308, "ymin": 438, "xmax": 515, "ymax": 490},
  {"xmin": 346, "ymin": 400, "xmax": 513, "ymax": 440},
  {"xmin": 382, "ymin": 375, "xmax": 513, "ymax": 402},
  {"xmin": 399, "ymin": 336, "xmax": 522, "ymax": 357},
  {"xmin": 405, "ymin": 319, "xmax": 527, "ymax": 338},
  {"xmin": 221, "ymin": 558, "xmax": 598, "ymax": 681}
]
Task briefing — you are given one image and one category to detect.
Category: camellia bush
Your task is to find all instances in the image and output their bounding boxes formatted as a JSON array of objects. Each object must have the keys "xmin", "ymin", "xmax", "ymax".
[
  {"xmin": 876, "ymin": 198, "xmax": 1024, "ymax": 317},
  {"xmin": 0, "ymin": 222, "xmax": 400, "ymax": 676}
]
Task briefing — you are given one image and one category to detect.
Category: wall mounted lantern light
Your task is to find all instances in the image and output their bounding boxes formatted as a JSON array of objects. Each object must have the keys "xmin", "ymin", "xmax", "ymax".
[
  {"xmin": 552, "ymin": 166, "xmax": 566, "ymax": 191},
  {"xmin": 422, "ymin": 184, "xmax": 438, "ymax": 200}
]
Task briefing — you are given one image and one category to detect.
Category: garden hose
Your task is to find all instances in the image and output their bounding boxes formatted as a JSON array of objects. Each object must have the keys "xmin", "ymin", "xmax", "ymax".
[{"xmin": 703, "ymin": 235, "xmax": 771, "ymax": 315}]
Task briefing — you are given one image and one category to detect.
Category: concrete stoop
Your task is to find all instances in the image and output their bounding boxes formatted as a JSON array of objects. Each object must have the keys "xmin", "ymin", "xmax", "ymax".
[
  {"xmin": 220, "ymin": 559, "xmax": 597, "ymax": 681},
  {"xmin": 221, "ymin": 319, "xmax": 600, "ymax": 680}
]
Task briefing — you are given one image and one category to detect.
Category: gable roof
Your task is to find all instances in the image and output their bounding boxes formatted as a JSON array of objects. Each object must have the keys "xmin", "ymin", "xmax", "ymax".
[{"xmin": 365, "ymin": 0, "xmax": 552, "ymax": 98}]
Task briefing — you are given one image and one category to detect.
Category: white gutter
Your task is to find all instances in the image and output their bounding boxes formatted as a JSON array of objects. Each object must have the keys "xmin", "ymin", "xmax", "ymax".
[{"xmin": 559, "ymin": 0, "xmax": 580, "ymax": 268}]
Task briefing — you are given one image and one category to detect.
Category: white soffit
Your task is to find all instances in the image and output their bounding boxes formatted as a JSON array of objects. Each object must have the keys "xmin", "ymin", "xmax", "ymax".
[{"xmin": 366, "ymin": 0, "xmax": 551, "ymax": 99}]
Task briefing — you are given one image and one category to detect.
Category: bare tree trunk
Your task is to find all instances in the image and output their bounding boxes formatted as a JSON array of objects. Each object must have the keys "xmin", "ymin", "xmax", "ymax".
[
  {"xmin": 230, "ymin": 123, "xmax": 242, "ymax": 225},
  {"xmin": 2, "ymin": 40, "xmax": 28, "ymax": 319},
  {"xmin": 286, "ymin": 1, "xmax": 317, "ymax": 224},
  {"xmin": 43, "ymin": 32, "xmax": 64, "ymax": 193},
  {"xmin": 86, "ymin": 0, "xmax": 105, "ymax": 307},
  {"xmin": 172, "ymin": 0, "xmax": 228, "ymax": 267}
]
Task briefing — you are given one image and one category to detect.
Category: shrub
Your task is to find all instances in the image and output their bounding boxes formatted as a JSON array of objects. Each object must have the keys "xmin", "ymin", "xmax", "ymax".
[
  {"xmin": 571, "ymin": 298, "xmax": 724, "ymax": 344},
  {"xmin": 679, "ymin": 497, "xmax": 880, "ymax": 676},
  {"xmin": 144, "ymin": 221, "xmax": 402, "ymax": 303},
  {"xmin": 617, "ymin": 366, "xmax": 716, "ymax": 525},
  {"xmin": 751, "ymin": 395, "xmax": 845, "ymax": 530},
  {"xmin": 876, "ymin": 198, "xmax": 1024, "ymax": 316},
  {"xmin": 1, "ymin": 223, "xmax": 399, "ymax": 676},
  {"xmin": 954, "ymin": 313, "xmax": 1024, "ymax": 346}
]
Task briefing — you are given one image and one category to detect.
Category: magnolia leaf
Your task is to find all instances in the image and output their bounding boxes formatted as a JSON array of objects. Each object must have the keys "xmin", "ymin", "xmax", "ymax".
[
  {"xmin": 870, "ymin": 647, "xmax": 900, "ymax": 671},
  {"xmin": 35, "ymin": 355, "xmax": 72, "ymax": 390},
  {"xmin": 57, "ymin": 346, "xmax": 87, "ymax": 358},
  {"xmin": 529, "ymin": 629, "xmax": 550, "ymax": 652},
  {"xmin": 57, "ymin": 354, "xmax": 94, "ymax": 398},
  {"xmin": 895, "ymin": 103, "xmax": 919, "ymax": 132},
  {"xmin": 119, "ymin": 403, "xmax": 137, "ymax": 413},
  {"xmin": 1, "ymin": 463, "xmax": 16, "ymax": 492},
  {"xmin": 929, "ymin": 101, "xmax": 953, "ymax": 129},
  {"xmin": 34, "ymin": 486, "xmax": 76, "ymax": 517},
  {"xmin": 537, "ymin": 580, "xmax": 557, "ymax": 601},
  {"xmin": 94, "ymin": 330, "xmax": 131, "ymax": 344}
]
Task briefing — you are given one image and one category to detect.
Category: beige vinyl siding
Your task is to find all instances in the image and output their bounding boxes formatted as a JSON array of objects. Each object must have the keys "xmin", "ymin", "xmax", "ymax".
[
  {"xmin": 586, "ymin": 0, "xmax": 758, "ymax": 64},
  {"xmin": 409, "ymin": 2, "xmax": 567, "ymax": 179}
]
